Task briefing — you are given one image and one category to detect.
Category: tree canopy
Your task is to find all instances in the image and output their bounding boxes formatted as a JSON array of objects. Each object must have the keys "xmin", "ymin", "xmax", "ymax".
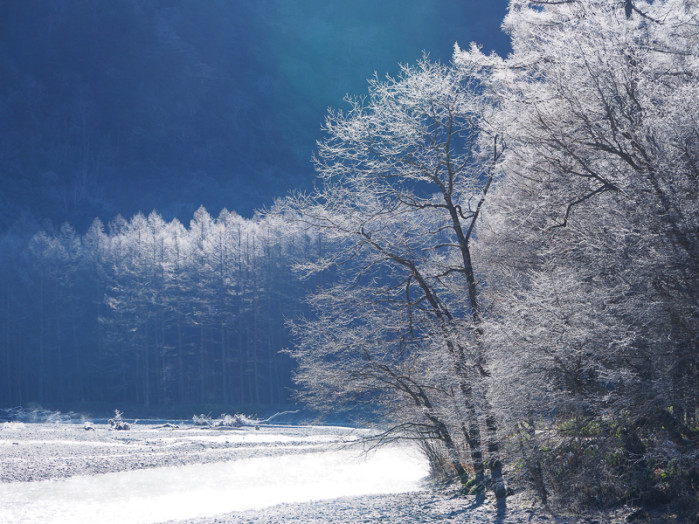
[{"xmin": 286, "ymin": 0, "xmax": 698, "ymax": 514}]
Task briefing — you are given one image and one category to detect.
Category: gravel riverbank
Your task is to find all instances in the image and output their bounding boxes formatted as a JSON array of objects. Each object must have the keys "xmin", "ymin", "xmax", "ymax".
[{"xmin": 1, "ymin": 421, "xmax": 630, "ymax": 523}]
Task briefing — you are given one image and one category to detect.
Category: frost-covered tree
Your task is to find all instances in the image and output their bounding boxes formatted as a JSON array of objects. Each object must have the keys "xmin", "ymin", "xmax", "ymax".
[
  {"xmin": 457, "ymin": 0, "xmax": 698, "ymax": 509},
  {"xmin": 283, "ymin": 59, "xmax": 507, "ymax": 497},
  {"xmin": 0, "ymin": 207, "xmax": 306, "ymax": 410}
]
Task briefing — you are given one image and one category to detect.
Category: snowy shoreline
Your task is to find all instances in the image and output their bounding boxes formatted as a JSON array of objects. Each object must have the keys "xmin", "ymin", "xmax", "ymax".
[
  {"xmin": 0, "ymin": 421, "xmax": 611, "ymax": 523},
  {"xmin": 0, "ymin": 420, "xmax": 361, "ymax": 483}
]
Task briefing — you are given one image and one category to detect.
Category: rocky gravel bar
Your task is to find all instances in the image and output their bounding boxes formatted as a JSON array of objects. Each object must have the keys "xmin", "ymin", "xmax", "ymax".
[{"xmin": 1, "ymin": 421, "xmax": 636, "ymax": 523}]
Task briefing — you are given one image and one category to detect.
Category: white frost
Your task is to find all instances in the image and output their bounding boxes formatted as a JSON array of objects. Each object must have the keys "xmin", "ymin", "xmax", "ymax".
[{"xmin": 0, "ymin": 443, "xmax": 428, "ymax": 524}]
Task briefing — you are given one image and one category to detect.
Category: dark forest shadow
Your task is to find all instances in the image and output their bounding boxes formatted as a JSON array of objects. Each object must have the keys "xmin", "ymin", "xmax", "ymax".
[{"xmin": 461, "ymin": 490, "xmax": 486, "ymax": 510}]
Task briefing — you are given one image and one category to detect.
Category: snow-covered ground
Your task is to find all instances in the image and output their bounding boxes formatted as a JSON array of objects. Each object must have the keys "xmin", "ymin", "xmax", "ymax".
[
  {"xmin": 0, "ymin": 421, "xmax": 428, "ymax": 523},
  {"xmin": 0, "ymin": 420, "xmax": 596, "ymax": 523}
]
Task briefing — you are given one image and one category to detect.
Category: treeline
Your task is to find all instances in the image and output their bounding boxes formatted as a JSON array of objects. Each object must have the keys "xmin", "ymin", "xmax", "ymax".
[
  {"xmin": 0, "ymin": 207, "xmax": 321, "ymax": 410},
  {"xmin": 284, "ymin": 0, "xmax": 698, "ymax": 516}
]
